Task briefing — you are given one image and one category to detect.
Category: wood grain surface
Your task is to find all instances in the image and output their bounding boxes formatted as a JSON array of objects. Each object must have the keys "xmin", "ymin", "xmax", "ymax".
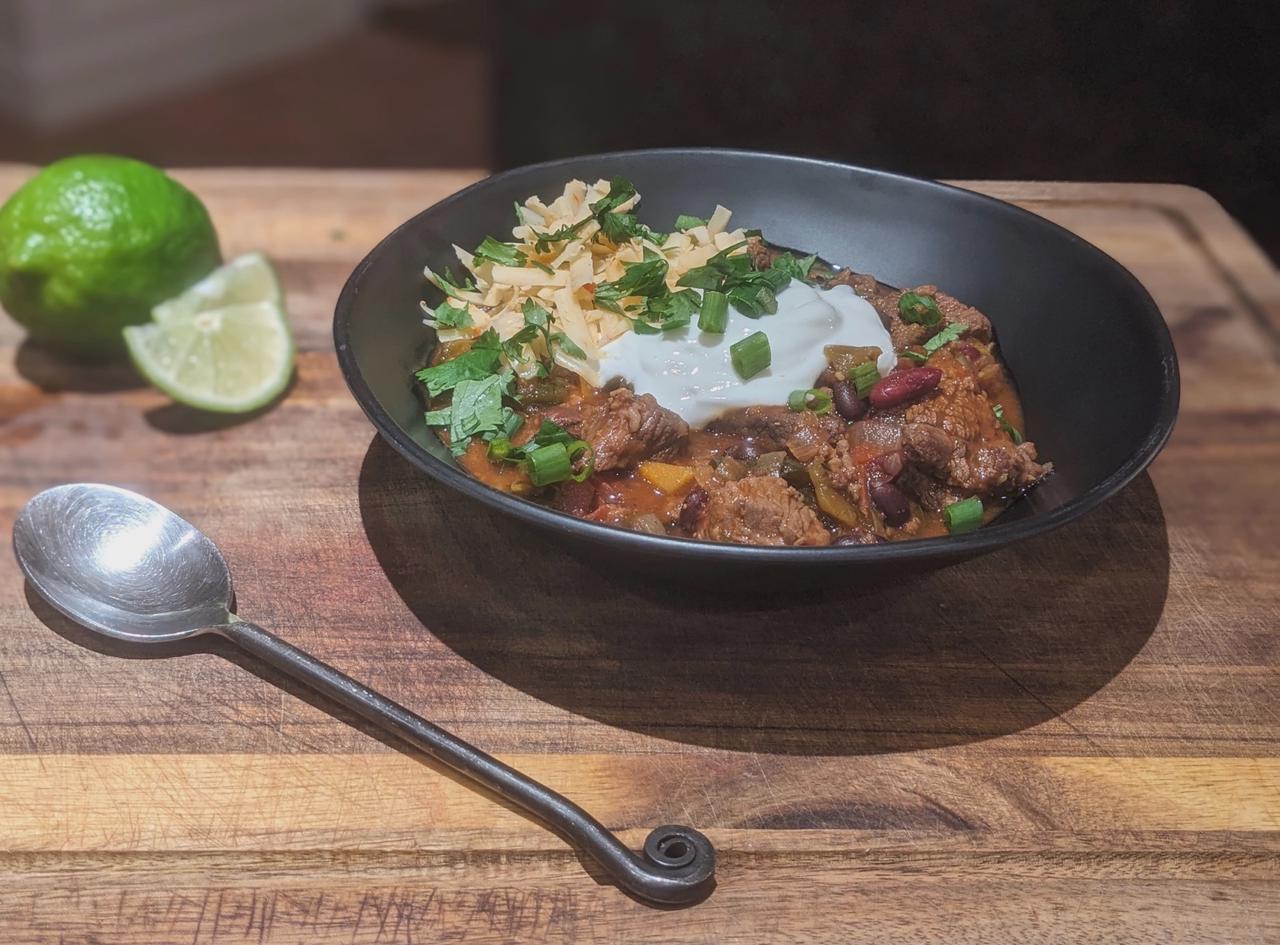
[{"xmin": 0, "ymin": 167, "xmax": 1277, "ymax": 944}]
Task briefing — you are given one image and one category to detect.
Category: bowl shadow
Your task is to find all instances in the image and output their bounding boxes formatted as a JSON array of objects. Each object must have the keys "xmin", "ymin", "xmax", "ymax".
[{"xmin": 357, "ymin": 435, "xmax": 1170, "ymax": 756}]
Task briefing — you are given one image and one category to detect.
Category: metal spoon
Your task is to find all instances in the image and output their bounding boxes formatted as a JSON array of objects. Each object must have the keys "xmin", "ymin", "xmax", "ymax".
[{"xmin": 12, "ymin": 483, "xmax": 714, "ymax": 905}]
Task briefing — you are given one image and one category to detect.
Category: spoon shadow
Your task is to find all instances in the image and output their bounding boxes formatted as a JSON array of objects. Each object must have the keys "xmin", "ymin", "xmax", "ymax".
[{"xmin": 23, "ymin": 585, "xmax": 704, "ymax": 905}]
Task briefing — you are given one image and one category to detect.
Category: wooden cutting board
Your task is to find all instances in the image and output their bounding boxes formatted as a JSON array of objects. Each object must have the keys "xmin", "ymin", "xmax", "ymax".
[{"xmin": 0, "ymin": 168, "xmax": 1277, "ymax": 944}]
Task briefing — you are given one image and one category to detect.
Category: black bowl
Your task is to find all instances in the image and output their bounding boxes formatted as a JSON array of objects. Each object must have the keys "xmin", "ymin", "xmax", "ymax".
[{"xmin": 334, "ymin": 149, "xmax": 1178, "ymax": 574}]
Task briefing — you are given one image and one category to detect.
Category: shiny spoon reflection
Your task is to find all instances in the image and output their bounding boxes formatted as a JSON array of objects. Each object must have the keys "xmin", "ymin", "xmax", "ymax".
[{"xmin": 13, "ymin": 483, "xmax": 714, "ymax": 905}]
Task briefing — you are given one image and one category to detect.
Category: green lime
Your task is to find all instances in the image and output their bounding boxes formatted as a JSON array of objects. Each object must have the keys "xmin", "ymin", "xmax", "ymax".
[
  {"xmin": 124, "ymin": 254, "xmax": 294, "ymax": 413},
  {"xmin": 0, "ymin": 154, "xmax": 221, "ymax": 359}
]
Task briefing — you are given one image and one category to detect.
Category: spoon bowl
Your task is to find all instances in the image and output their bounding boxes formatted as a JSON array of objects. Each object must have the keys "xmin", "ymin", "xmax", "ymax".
[{"xmin": 13, "ymin": 483, "xmax": 232, "ymax": 642}]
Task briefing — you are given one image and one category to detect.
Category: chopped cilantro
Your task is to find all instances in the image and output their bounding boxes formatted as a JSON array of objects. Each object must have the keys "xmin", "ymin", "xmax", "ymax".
[
  {"xmin": 770, "ymin": 252, "xmax": 818, "ymax": 282},
  {"xmin": 674, "ymin": 213, "xmax": 707, "ymax": 231},
  {"xmin": 923, "ymin": 322, "xmax": 966, "ymax": 354},
  {"xmin": 414, "ymin": 330, "xmax": 502, "ymax": 396},
  {"xmin": 532, "ymin": 218, "xmax": 588, "ymax": 253},
  {"xmin": 588, "ymin": 177, "xmax": 638, "ymax": 217},
  {"xmin": 594, "ymin": 255, "xmax": 670, "ymax": 305},
  {"xmin": 431, "ymin": 300, "xmax": 473, "ymax": 329},
  {"xmin": 473, "ymin": 236, "xmax": 526, "ymax": 267},
  {"xmin": 427, "ymin": 372, "xmax": 515, "ymax": 455},
  {"xmin": 899, "ymin": 291, "xmax": 943, "ymax": 327},
  {"xmin": 599, "ymin": 211, "xmax": 666, "ymax": 246},
  {"xmin": 427, "ymin": 266, "xmax": 477, "ymax": 300},
  {"xmin": 633, "ymin": 288, "xmax": 698, "ymax": 332},
  {"xmin": 550, "ymin": 331, "xmax": 587, "ymax": 359}
]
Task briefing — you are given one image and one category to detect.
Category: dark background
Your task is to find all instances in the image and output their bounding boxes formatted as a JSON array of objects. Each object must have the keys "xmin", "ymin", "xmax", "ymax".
[{"xmin": 2, "ymin": 0, "xmax": 1275, "ymax": 258}]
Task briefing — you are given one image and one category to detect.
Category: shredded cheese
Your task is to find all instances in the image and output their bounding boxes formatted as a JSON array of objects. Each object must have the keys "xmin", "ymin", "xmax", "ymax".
[{"xmin": 422, "ymin": 179, "xmax": 749, "ymax": 384}]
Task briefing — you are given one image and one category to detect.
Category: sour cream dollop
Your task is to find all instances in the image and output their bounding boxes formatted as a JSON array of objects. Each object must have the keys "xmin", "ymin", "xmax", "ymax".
[{"xmin": 597, "ymin": 282, "xmax": 897, "ymax": 427}]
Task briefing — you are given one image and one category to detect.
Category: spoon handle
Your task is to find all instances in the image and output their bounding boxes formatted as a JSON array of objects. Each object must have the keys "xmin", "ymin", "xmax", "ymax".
[{"xmin": 218, "ymin": 620, "xmax": 714, "ymax": 905}]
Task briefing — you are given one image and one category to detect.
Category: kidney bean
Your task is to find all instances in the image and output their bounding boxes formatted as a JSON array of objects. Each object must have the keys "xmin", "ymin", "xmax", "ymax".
[
  {"xmin": 551, "ymin": 479, "xmax": 597, "ymax": 517},
  {"xmin": 815, "ymin": 367, "xmax": 842, "ymax": 389},
  {"xmin": 831, "ymin": 381, "xmax": 866, "ymax": 420},
  {"xmin": 678, "ymin": 487, "xmax": 709, "ymax": 532},
  {"xmin": 869, "ymin": 367, "xmax": 942, "ymax": 408},
  {"xmin": 957, "ymin": 343, "xmax": 981, "ymax": 362},
  {"xmin": 869, "ymin": 480, "xmax": 911, "ymax": 526}
]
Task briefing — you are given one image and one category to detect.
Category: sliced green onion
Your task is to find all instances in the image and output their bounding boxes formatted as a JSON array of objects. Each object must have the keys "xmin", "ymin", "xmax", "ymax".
[
  {"xmin": 698, "ymin": 289, "xmax": 729, "ymax": 332},
  {"xmin": 849, "ymin": 360, "xmax": 880, "ymax": 399},
  {"xmin": 900, "ymin": 349, "xmax": 929, "ymax": 365},
  {"xmin": 730, "ymin": 331, "xmax": 771, "ymax": 379},
  {"xmin": 487, "ymin": 437, "xmax": 516, "ymax": 462},
  {"xmin": 992, "ymin": 404, "xmax": 1024, "ymax": 444},
  {"xmin": 530, "ymin": 259, "xmax": 555, "ymax": 275},
  {"xmin": 944, "ymin": 496, "xmax": 984, "ymax": 534},
  {"xmin": 787, "ymin": 388, "xmax": 833, "ymax": 415},
  {"xmin": 567, "ymin": 440, "xmax": 595, "ymax": 482},
  {"xmin": 727, "ymin": 282, "xmax": 777, "ymax": 317},
  {"xmin": 898, "ymin": 291, "xmax": 942, "ymax": 327},
  {"xmin": 524, "ymin": 442, "xmax": 572, "ymax": 486}
]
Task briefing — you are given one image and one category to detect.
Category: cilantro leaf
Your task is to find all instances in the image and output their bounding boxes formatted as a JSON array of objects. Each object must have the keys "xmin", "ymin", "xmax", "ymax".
[
  {"xmin": 635, "ymin": 288, "xmax": 699, "ymax": 331},
  {"xmin": 432, "ymin": 300, "xmax": 473, "ymax": 329},
  {"xmin": 501, "ymin": 324, "xmax": 541, "ymax": 366},
  {"xmin": 674, "ymin": 214, "xmax": 707, "ymax": 231},
  {"xmin": 522, "ymin": 298, "xmax": 550, "ymax": 331},
  {"xmin": 588, "ymin": 177, "xmax": 638, "ymax": 216},
  {"xmin": 550, "ymin": 331, "xmax": 587, "ymax": 359},
  {"xmin": 444, "ymin": 373, "xmax": 514, "ymax": 455},
  {"xmin": 595, "ymin": 256, "xmax": 670, "ymax": 304},
  {"xmin": 473, "ymin": 236, "xmax": 526, "ymax": 267},
  {"xmin": 414, "ymin": 329, "xmax": 503, "ymax": 396},
  {"xmin": 899, "ymin": 291, "xmax": 943, "ymax": 327},
  {"xmin": 427, "ymin": 266, "xmax": 477, "ymax": 300},
  {"xmin": 599, "ymin": 211, "xmax": 667, "ymax": 246},
  {"xmin": 770, "ymin": 252, "xmax": 818, "ymax": 282},
  {"xmin": 923, "ymin": 322, "xmax": 966, "ymax": 354},
  {"xmin": 532, "ymin": 218, "xmax": 588, "ymax": 253},
  {"xmin": 675, "ymin": 241, "xmax": 752, "ymax": 290}
]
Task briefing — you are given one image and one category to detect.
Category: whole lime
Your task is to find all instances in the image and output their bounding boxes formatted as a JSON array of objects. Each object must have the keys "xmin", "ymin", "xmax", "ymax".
[{"xmin": 0, "ymin": 155, "xmax": 221, "ymax": 359}]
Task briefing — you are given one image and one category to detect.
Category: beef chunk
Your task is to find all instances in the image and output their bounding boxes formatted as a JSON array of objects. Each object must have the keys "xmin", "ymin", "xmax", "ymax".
[
  {"xmin": 694, "ymin": 476, "xmax": 832, "ymax": 546},
  {"xmin": 746, "ymin": 235, "xmax": 786, "ymax": 271},
  {"xmin": 824, "ymin": 271, "xmax": 993, "ymax": 350},
  {"xmin": 547, "ymin": 388, "xmax": 688, "ymax": 471},
  {"xmin": 706, "ymin": 406, "xmax": 845, "ymax": 462},
  {"xmin": 901, "ymin": 352, "xmax": 1049, "ymax": 496}
]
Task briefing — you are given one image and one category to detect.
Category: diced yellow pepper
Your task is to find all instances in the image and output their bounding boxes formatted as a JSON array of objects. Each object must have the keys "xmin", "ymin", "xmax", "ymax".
[{"xmin": 638, "ymin": 461, "xmax": 695, "ymax": 494}]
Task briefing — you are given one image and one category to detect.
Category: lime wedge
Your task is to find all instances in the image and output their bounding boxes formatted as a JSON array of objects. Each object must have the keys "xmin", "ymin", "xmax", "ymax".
[
  {"xmin": 124, "ymin": 299, "xmax": 294, "ymax": 413},
  {"xmin": 152, "ymin": 251, "xmax": 282, "ymax": 326}
]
